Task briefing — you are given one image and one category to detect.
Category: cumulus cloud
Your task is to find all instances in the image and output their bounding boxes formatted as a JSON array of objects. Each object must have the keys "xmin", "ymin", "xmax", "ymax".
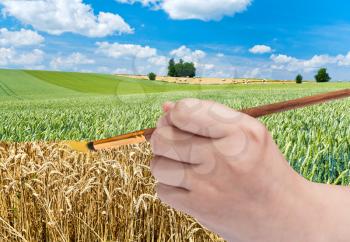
[
  {"xmin": 270, "ymin": 54, "xmax": 340, "ymax": 72},
  {"xmin": 162, "ymin": 0, "xmax": 251, "ymax": 21},
  {"xmin": 0, "ymin": 28, "xmax": 44, "ymax": 47},
  {"xmin": 116, "ymin": 0, "xmax": 159, "ymax": 6},
  {"xmin": 95, "ymin": 42, "xmax": 170, "ymax": 75},
  {"xmin": 170, "ymin": 45, "xmax": 206, "ymax": 63},
  {"xmin": 249, "ymin": 45, "xmax": 272, "ymax": 54},
  {"xmin": 0, "ymin": 0, "xmax": 133, "ymax": 37},
  {"xmin": 96, "ymin": 42, "xmax": 157, "ymax": 58},
  {"xmin": 116, "ymin": 0, "xmax": 252, "ymax": 21},
  {"xmin": 243, "ymin": 68, "xmax": 261, "ymax": 78},
  {"xmin": 0, "ymin": 48, "xmax": 44, "ymax": 66},
  {"xmin": 270, "ymin": 54, "xmax": 296, "ymax": 64},
  {"xmin": 336, "ymin": 52, "xmax": 350, "ymax": 66},
  {"xmin": 113, "ymin": 67, "xmax": 134, "ymax": 74},
  {"xmin": 50, "ymin": 52, "xmax": 95, "ymax": 70},
  {"xmin": 147, "ymin": 55, "xmax": 168, "ymax": 66}
]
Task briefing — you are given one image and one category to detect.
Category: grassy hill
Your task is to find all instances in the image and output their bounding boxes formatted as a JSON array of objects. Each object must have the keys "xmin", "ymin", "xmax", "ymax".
[
  {"xmin": 0, "ymin": 69, "xmax": 78, "ymax": 99},
  {"xmin": 0, "ymin": 69, "xmax": 205, "ymax": 100},
  {"xmin": 3, "ymin": 69, "xmax": 348, "ymax": 101},
  {"xmin": 24, "ymin": 70, "xmax": 205, "ymax": 95}
]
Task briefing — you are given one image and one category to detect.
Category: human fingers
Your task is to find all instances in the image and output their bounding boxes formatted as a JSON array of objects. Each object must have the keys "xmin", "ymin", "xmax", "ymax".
[{"xmin": 151, "ymin": 156, "xmax": 194, "ymax": 190}]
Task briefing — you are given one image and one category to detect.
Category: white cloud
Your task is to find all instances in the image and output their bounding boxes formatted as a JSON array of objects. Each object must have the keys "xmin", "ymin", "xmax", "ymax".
[
  {"xmin": 270, "ymin": 54, "xmax": 339, "ymax": 72},
  {"xmin": 170, "ymin": 45, "xmax": 206, "ymax": 63},
  {"xmin": 0, "ymin": 48, "xmax": 44, "ymax": 66},
  {"xmin": 0, "ymin": 0, "xmax": 133, "ymax": 37},
  {"xmin": 50, "ymin": 52, "xmax": 95, "ymax": 70},
  {"xmin": 0, "ymin": 48, "xmax": 13, "ymax": 65},
  {"xmin": 243, "ymin": 67, "xmax": 261, "ymax": 78},
  {"xmin": 162, "ymin": 0, "xmax": 251, "ymax": 21},
  {"xmin": 0, "ymin": 28, "xmax": 44, "ymax": 47},
  {"xmin": 116, "ymin": 0, "xmax": 159, "ymax": 6},
  {"xmin": 95, "ymin": 41, "xmax": 169, "ymax": 75},
  {"xmin": 270, "ymin": 54, "xmax": 296, "ymax": 64},
  {"xmin": 113, "ymin": 67, "xmax": 133, "ymax": 74},
  {"xmin": 198, "ymin": 63, "xmax": 215, "ymax": 70},
  {"xmin": 148, "ymin": 55, "xmax": 168, "ymax": 66},
  {"xmin": 303, "ymin": 55, "xmax": 337, "ymax": 69},
  {"xmin": 271, "ymin": 51, "xmax": 350, "ymax": 72},
  {"xmin": 249, "ymin": 45, "xmax": 272, "ymax": 54},
  {"xmin": 96, "ymin": 42, "xmax": 157, "ymax": 58},
  {"xmin": 116, "ymin": 0, "xmax": 252, "ymax": 21},
  {"xmin": 336, "ymin": 52, "xmax": 350, "ymax": 66}
]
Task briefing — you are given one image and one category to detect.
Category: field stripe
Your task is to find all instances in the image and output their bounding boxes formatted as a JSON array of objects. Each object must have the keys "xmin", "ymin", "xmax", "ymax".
[
  {"xmin": 0, "ymin": 80, "xmax": 22, "ymax": 100},
  {"xmin": 0, "ymin": 81, "xmax": 11, "ymax": 96}
]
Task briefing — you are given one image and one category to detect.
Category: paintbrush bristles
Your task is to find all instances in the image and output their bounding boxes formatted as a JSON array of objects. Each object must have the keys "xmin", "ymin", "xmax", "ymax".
[
  {"xmin": 94, "ymin": 136, "xmax": 146, "ymax": 150},
  {"xmin": 64, "ymin": 141, "xmax": 90, "ymax": 153}
]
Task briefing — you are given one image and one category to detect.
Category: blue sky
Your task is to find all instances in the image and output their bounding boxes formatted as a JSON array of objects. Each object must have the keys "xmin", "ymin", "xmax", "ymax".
[{"xmin": 1, "ymin": 0, "xmax": 350, "ymax": 80}]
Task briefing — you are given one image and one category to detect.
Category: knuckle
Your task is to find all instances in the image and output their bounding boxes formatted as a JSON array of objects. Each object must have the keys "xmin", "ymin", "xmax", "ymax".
[
  {"xmin": 151, "ymin": 127, "xmax": 169, "ymax": 143},
  {"xmin": 177, "ymin": 98, "xmax": 199, "ymax": 107},
  {"xmin": 150, "ymin": 157, "xmax": 159, "ymax": 175},
  {"xmin": 155, "ymin": 184, "xmax": 169, "ymax": 203},
  {"xmin": 172, "ymin": 101, "xmax": 191, "ymax": 124},
  {"xmin": 156, "ymin": 115, "xmax": 167, "ymax": 128},
  {"xmin": 174, "ymin": 99, "xmax": 190, "ymax": 111},
  {"xmin": 173, "ymin": 98, "xmax": 201, "ymax": 116},
  {"xmin": 150, "ymin": 130, "xmax": 166, "ymax": 155},
  {"xmin": 244, "ymin": 120, "xmax": 268, "ymax": 143},
  {"xmin": 172, "ymin": 99, "xmax": 204, "ymax": 128}
]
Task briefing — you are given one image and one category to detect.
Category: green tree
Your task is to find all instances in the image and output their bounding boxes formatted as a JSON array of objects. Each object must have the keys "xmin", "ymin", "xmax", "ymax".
[
  {"xmin": 168, "ymin": 58, "xmax": 196, "ymax": 77},
  {"xmin": 315, "ymin": 68, "xmax": 331, "ymax": 82},
  {"xmin": 174, "ymin": 59, "xmax": 184, "ymax": 77},
  {"xmin": 295, "ymin": 74, "xmax": 303, "ymax": 84},
  {"xmin": 168, "ymin": 58, "xmax": 176, "ymax": 77},
  {"xmin": 182, "ymin": 62, "xmax": 196, "ymax": 77},
  {"xmin": 148, "ymin": 72, "xmax": 156, "ymax": 81}
]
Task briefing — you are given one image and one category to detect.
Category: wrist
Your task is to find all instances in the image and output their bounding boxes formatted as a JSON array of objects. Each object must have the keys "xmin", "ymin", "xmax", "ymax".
[
  {"xmin": 303, "ymin": 182, "xmax": 350, "ymax": 242},
  {"xmin": 277, "ymin": 176, "xmax": 322, "ymax": 242}
]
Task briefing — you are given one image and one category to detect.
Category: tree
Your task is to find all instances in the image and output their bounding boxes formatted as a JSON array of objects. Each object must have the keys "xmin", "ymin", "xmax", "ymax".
[
  {"xmin": 182, "ymin": 62, "xmax": 196, "ymax": 77},
  {"xmin": 295, "ymin": 74, "xmax": 303, "ymax": 84},
  {"xmin": 169, "ymin": 59, "xmax": 196, "ymax": 77},
  {"xmin": 168, "ymin": 59, "xmax": 176, "ymax": 77},
  {"xmin": 315, "ymin": 68, "xmax": 331, "ymax": 83},
  {"xmin": 174, "ymin": 59, "xmax": 184, "ymax": 77},
  {"xmin": 148, "ymin": 72, "xmax": 156, "ymax": 81}
]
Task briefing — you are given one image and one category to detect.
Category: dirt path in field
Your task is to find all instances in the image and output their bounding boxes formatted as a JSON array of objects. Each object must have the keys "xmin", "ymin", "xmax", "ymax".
[{"xmin": 0, "ymin": 142, "xmax": 224, "ymax": 242}]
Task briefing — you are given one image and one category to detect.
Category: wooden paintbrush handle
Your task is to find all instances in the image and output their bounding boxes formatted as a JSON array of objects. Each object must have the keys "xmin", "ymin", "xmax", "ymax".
[
  {"xmin": 241, "ymin": 89, "xmax": 350, "ymax": 118},
  {"xmin": 94, "ymin": 89, "xmax": 350, "ymax": 146}
]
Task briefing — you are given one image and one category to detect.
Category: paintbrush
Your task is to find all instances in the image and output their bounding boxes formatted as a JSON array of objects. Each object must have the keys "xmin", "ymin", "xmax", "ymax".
[{"xmin": 67, "ymin": 89, "xmax": 350, "ymax": 153}]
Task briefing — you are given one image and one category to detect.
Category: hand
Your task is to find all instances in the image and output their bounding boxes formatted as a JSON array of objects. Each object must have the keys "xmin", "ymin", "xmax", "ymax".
[{"xmin": 150, "ymin": 98, "xmax": 325, "ymax": 242}]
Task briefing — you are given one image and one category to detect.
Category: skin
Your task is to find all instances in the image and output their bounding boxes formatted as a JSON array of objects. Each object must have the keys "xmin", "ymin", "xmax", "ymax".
[{"xmin": 150, "ymin": 98, "xmax": 350, "ymax": 242}]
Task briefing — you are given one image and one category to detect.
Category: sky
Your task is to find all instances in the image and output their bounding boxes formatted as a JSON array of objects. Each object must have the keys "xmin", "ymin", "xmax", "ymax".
[{"xmin": 0, "ymin": 0, "xmax": 350, "ymax": 80}]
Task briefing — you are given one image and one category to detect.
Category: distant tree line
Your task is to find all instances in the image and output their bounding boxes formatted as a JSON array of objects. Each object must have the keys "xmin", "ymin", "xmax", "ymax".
[
  {"xmin": 295, "ymin": 68, "xmax": 331, "ymax": 84},
  {"xmin": 168, "ymin": 58, "xmax": 196, "ymax": 78}
]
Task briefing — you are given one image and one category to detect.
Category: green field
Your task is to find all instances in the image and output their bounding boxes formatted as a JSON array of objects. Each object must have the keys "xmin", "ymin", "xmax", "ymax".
[{"xmin": 1, "ymin": 69, "xmax": 350, "ymax": 184}]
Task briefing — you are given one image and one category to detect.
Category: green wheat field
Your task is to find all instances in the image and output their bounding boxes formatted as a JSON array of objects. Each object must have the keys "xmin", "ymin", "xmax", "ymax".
[{"xmin": 0, "ymin": 69, "xmax": 349, "ymax": 241}]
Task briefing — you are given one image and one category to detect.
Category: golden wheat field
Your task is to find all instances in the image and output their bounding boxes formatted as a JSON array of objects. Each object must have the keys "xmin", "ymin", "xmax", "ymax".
[{"xmin": 0, "ymin": 142, "xmax": 224, "ymax": 242}]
